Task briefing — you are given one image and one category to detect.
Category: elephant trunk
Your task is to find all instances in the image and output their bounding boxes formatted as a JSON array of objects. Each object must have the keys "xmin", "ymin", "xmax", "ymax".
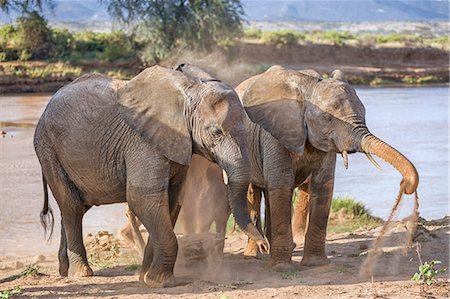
[
  {"xmin": 359, "ymin": 131, "xmax": 419, "ymax": 195},
  {"xmin": 218, "ymin": 143, "xmax": 267, "ymax": 250}
]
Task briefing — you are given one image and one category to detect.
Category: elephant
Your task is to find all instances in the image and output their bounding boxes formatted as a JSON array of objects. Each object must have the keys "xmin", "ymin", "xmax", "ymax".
[
  {"xmin": 33, "ymin": 65, "xmax": 268, "ymax": 287},
  {"xmin": 237, "ymin": 65, "xmax": 419, "ymax": 266},
  {"xmin": 120, "ymin": 64, "xmax": 419, "ymax": 270}
]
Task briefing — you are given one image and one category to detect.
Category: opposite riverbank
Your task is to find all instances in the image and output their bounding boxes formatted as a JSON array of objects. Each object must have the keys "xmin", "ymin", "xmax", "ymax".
[{"xmin": 1, "ymin": 41, "xmax": 448, "ymax": 94}]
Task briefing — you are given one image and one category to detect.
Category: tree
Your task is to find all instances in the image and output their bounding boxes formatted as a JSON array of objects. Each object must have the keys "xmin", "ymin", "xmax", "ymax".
[
  {"xmin": 0, "ymin": 0, "xmax": 54, "ymax": 14},
  {"xmin": 15, "ymin": 11, "xmax": 53, "ymax": 59},
  {"xmin": 102, "ymin": 0, "xmax": 245, "ymax": 62}
]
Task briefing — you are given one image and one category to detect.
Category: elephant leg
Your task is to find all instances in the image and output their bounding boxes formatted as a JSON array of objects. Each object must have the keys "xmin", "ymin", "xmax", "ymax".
[
  {"xmin": 127, "ymin": 159, "xmax": 177, "ymax": 287},
  {"xmin": 61, "ymin": 205, "xmax": 92, "ymax": 277},
  {"xmin": 44, "ymin": 166, "xmax": 92, "ymax": 277},
  {"xmin": 292, "ymin": 179, "xmax": 311, "ymax": 246},
  {"xmin": 132, "ymin": 196, "xmax": 177, "ymax": 288},
  {"xmin": 168, "ymin": 168, "xmax": 187, "ymax": 227},
  {"xmin": 58, "ymin": 220, "xmax": 69, "ymax": 276},
  {"xmin": 124, "ymin": 207, "xmax": 146, "ymax": 259},
  {"xmin": 263, "ymin": 188, "xmax": 271, "ymax": 244},
  {"xmin": 267, "ymin": 187, "xmax": 295, "ymax": 271},
  {"xmin": 58, "ymin": 204, "xmax": 91, "ymax": 276},
  {"xmin": 244, "ymin": 185, "xmax": 262, "ymax": 257},
  {"xmin": 214, "ymin": 206, "xmax": 231, "ymax": 255},
  {"xmin": 302, "ymin": 153, "xmax": 336, "ymax": 267}
]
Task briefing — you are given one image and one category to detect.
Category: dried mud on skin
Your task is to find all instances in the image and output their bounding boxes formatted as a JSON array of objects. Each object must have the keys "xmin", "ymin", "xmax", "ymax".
[{"xmin": 0, "ymin": 217, "xmax": 448, "ymax": 299}]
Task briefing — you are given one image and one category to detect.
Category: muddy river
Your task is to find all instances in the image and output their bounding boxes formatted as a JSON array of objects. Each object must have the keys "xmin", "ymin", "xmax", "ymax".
[{"xmin": 0, "ymin": 87, "xmax": 448, "ymax": 256}]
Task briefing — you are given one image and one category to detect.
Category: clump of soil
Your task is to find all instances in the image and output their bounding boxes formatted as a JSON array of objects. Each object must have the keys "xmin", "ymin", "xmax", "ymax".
[
  {"xmin": 84, "ymin": 231, "xmax": 121, "ymax": 263},
  {"xmin": 177, "ymin": 233, "xmax": 224, "ymax": 266}
]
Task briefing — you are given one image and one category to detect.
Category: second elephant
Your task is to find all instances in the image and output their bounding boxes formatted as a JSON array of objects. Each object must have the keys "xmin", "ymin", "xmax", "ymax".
[{"xmin": 178, "ymin": 65, "xmax": 419, "ymax": 268}]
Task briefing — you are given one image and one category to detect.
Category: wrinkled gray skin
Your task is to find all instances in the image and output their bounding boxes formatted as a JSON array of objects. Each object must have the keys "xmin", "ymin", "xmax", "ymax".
[
  {"xmin": 238, "ymin": 65, "xmax": 419, "ymax": 267},
  {"xmin": 34, "ymin": 65, "xmax": 267, "ymax": 287},
  {"xmin": 174, "ymin": 65, "xmax": 419, "ymax": 270}
]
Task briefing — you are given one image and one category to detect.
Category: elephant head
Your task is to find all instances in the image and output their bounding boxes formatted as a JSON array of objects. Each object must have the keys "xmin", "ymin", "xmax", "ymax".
[
  {"xmin": 238, "ymin": 65, "xmax": 418, "ymax": 195},
  {"xmin": 117, "ymin": 65, "xmax": 267, "ymax": 250}
]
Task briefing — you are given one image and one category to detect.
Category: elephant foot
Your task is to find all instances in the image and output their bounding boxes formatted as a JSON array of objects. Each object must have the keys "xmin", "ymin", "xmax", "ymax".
[
  {"xmin": 143, "ymin": 270, "xmax": 175, "ymax": 288},
  {"xmin": 243, "ymin": 240, "xmax": 258, "ymax": 257},
  {"xmin": 301, "ymin": 254, "xmax": 330, "ymax": 267},
  {"xmin": 59, "ymin": 263, "xmax": 69, "ymax": 277},
  {"xmin": 72, "ymin": 263, "xmax": 94, "ymax": 277},
  {"xmin": 270, "ymin": 261, "xmax": 295, "ymax": 272}
]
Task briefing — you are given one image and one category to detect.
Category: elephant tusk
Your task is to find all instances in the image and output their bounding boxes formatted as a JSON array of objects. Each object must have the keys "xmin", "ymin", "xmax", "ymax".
[
  {"xmin": 365, "ymin": 152, "xmax": 382, "ymax": 170},
  {"xmin": 222, "ymin": 169, "xmax": 229, "ymax": 185},
  {"xmin": 341, "ymin": 151, "xmax": 349, "ymax": 169}
]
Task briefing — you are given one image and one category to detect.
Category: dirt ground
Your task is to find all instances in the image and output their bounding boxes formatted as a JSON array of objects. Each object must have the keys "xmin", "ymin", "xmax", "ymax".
[{"xmin": 0, "ymin": 217, "xmax": 448, "ymax": 299}]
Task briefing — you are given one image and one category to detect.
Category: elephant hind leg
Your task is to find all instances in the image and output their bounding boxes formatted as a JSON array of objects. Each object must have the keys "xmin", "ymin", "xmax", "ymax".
[
  {"xmin": 43, "ymin": 163, "xmax": 93, "ymax": 277},
  {"xmin": 58, "ymin": 220, "xmax": 69, "ymax": 276}
]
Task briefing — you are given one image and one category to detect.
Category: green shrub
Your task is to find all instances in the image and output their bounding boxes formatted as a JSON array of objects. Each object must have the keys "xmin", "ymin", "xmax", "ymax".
[
  {"xmin": 374, "ymin": 33, "xmax": 421, "ymax": 44},
  {"xmin": 0, "ymin": 286, "xmax": 21, "ymax": 299},
  {"xmin": 244, "ymin": 27, "xmax": 263, "ymax": 39},
  {"xmin": 15, "ymin": 11, "xmax": 53, "ymax": 59},
  {"xmin": 306, "ymin": 30, "xmax": 355, "ymax": 46},
  {"xmin": 412, "ymin": 260, "xmax": 447, "ymax": 285},
  {"xmin": 261, "ymin": 29, "xmax": 304, "ymax": 48},
  {"xmin": 402, "ymin": 75, "xmax": 444, "ymax": 84},
  {"xmin": 52, "ymin": 28, "xmax": 73, "ymax": 58},
  {"xmin": 331, "ymin": 196, "xmax": 371, "ymax": 218}
]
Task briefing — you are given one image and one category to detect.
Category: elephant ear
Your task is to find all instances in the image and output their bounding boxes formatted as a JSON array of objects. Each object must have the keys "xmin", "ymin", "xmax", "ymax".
[
  {"xmin": 239, "ymin": 65, "xmax": 316, "ymax": 154},
  {"xmin": 245, "ymin": 99, "xmax": 307, "ymax": 155},
  {"xmin": 118, "ymin": 66, "xmax": 193, "ymax": 165}
]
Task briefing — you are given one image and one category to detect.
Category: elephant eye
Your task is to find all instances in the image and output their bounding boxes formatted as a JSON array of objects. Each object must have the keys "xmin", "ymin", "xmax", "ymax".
[{"xmin": 209, "ymin": 126, "xmax": 223, "ymax": 138}]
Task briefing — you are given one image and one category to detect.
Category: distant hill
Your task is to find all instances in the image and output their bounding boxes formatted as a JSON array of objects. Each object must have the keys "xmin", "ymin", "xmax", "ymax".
[
  {"xmin": 243, "ymin": 0, "xmax": 449, "ymax": 22},
  {"xmin": 1, "ymin": 0, "xmax": 448, "ymax": 23}
]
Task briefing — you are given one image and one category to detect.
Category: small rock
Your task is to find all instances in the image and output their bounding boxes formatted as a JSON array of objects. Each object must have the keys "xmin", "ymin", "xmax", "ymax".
[
  {"xmin": 33, "ymin": 255, "xmax": 46, "ymax": 263},
  {"xmin": 359, "ymin": 244, "xmax": 368, "ymax": 250}
]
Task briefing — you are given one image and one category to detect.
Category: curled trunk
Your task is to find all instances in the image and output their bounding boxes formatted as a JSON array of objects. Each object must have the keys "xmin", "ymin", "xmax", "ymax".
[{"xmin": 360, "ymin": 132, "xmax": 419, "ymax": 194}]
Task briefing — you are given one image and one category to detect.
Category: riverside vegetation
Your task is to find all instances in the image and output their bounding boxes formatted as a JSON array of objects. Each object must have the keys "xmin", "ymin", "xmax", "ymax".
[{"xmin": 0, "ymin": 11, "xmax": 448, "ymax": 92}]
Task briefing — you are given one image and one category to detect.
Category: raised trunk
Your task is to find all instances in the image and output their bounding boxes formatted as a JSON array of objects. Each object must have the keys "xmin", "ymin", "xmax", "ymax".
[{"xmin": 360, "ymin": 132, "xmax": 419, "ymax": 195}]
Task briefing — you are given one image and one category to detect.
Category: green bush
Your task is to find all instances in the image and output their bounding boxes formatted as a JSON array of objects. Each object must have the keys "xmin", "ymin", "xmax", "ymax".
[
  {"xmin": 244, "ymin": 27, "xmax": 263, "ymax": 39},
  {"xmin": 331, "ymin": 196, "xmax": 372, "ymax": 218},
  {"xmin": 374, "ymin": 33, "xmax": 421, "ymax": 44},
  {"xmin": 15, "ymin": 11, "xmax": 53, "ymax": 59},
  {"xmin": 52, "ymin": 28, "xmax": 73, "ymax": 58},
  {"xmin": 71, "ymin": 30, "xmax": 135, "ymax": 62},
  {"xmin": 261, "ymin": 29, "xmax": 304, "ymax": 48},
  {"xmin": 306, "ymin": 30, "xmax": 355, "ymax": 46}
]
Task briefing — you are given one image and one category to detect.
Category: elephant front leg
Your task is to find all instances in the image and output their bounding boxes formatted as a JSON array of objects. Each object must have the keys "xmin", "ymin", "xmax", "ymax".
[
  {"xmin": 302, "ymin": 153, "xmax": 336, "ymax": 267},
  {"xmin": 129, "ymin": 191, "xmax": 178, "ymax": 288},
  {"xmin": 267, "ymin": 187, "xmax": 295, "ymax": 272}
]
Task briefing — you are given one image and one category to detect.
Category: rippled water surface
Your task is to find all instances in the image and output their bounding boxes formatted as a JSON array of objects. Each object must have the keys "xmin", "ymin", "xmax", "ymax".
[{"xmin": 0, "ymin": 87, "xmax": 448, "ymax": 255}]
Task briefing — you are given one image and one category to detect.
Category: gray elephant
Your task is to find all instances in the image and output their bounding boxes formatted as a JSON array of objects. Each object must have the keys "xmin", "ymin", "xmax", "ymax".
[
  {"xmin": 33, "ymin": 65, "xmax": 268, "ymax": 287},
  {"xmin": 173, "ymin": 64, "xmax": 419, "ymax": 270},
  {"xmin": 238, "ymin": 65, "xmax": 419, "ymax": 266}
]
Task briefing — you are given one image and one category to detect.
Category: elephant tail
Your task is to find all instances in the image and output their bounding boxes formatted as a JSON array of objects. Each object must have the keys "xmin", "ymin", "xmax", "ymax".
[{"xmin": 40, "ymin": 172, "xmax": 54, "ymax": 241}]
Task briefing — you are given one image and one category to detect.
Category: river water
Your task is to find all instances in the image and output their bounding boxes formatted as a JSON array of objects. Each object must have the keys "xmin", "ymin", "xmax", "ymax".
[{"xmin": 0, "ymin": 87, "xmax": 448, "ymax": 255}]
